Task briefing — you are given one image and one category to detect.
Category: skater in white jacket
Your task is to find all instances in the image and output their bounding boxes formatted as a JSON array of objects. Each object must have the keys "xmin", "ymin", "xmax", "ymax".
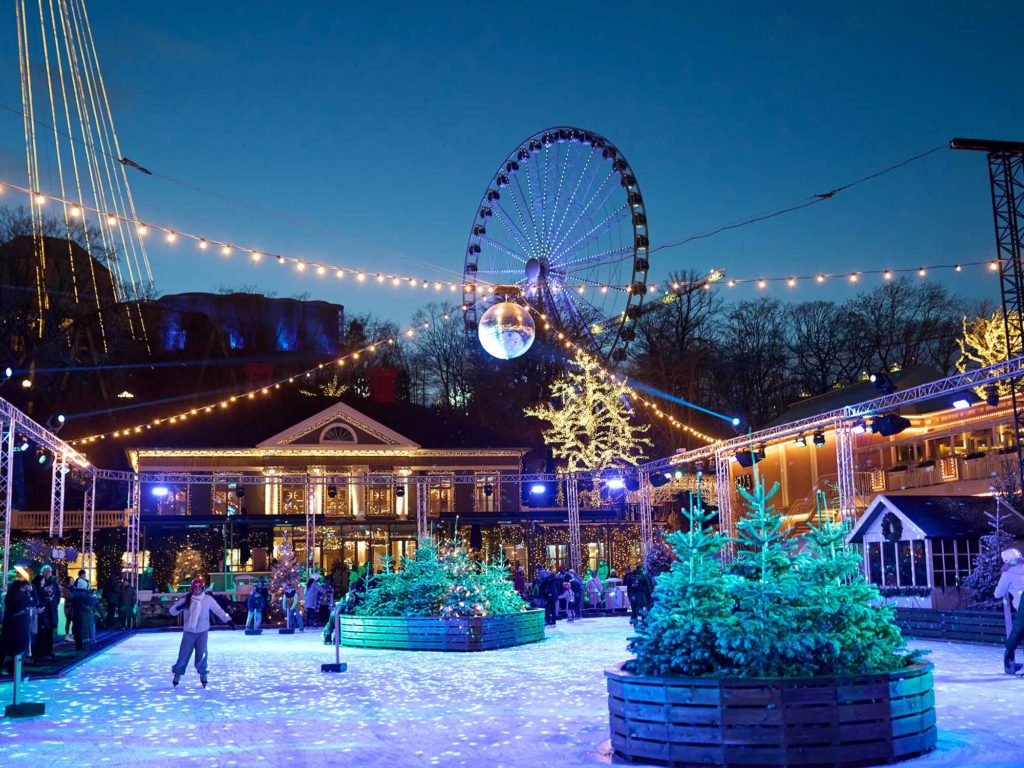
[{"xmin": 169, "ymin": 578, "xmax": 235, "ymax": 687}]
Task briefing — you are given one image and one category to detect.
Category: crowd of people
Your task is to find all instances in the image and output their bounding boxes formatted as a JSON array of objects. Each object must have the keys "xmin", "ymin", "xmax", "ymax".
[{"xmin": 520, "ymin": 562, "xmax": 654, "ymax": 627}]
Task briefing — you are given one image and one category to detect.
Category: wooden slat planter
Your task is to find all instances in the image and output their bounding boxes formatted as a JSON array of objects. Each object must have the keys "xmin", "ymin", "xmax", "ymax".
[
  {"xmin": 337, "ymin": 609, "xmax": 545, "ymax": 651},
  {"xmin": 895, "ymin": 607, "xmax": 1005, "ymax": 646},
  {"xmin": 606, "ymin": 662, "xmax": 935, "ymax": 767}
]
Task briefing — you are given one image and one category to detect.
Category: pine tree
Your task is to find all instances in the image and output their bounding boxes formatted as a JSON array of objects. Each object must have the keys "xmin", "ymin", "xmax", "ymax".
[
  {"xmin": 354, "ymin": 538, "xmax": 528, "ymax": 618},
  {"xmin": 525, "ymin": 349, "xmax": 652, "ymax": 473},
  {"xmin": 270, "ymin": 532, "xmax": 301, "ymax": 609},
  {"xmin": 627, "ymin": 496, "xmax": 736, "ymax": 676},
  {"xmin": 963, "ymin": 497, "xmax": 1018, "ymax": 608},
  {"xmin": 171, "ymin": 546, "xmax": 205, "ymax": 588}
]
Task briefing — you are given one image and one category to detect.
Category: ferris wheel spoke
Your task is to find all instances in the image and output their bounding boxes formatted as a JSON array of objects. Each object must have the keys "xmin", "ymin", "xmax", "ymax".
[
  {"xmin": 550, "ymin": 152, "xmax": 606, "ymax": 249},
  {"xmin": 553, "ymin": 202, "xmax": 630, "ymax": 266},
  {"xmin": 551, "ymin": 148, "xmax": 597, "ymax": 247},
  {"xmin": 546, "ymin": 142, "xmax": 572, "ymax": 248},
  {"xmin": 550, "ymin": 170, "xmax": 617, "ymax": 256},
  {"xmin": 557, "ymin": 290, "xmax": 605, "ymax": 350},
  {"xmin": 490, "ymin": 202, "xmax": 536, "ymax": 260},
  {"xmin": 479, "ymin": 235, "xmax": 529, "ymax": 265},
  {"xmin": 562, "ymin": 244, "xmax": 636, "ymax": 271},
  {"xmin": 516, "ymin": 164, "xmax": 543, "ymax": 255},
  {"xmin": 503, "ymin": 172, "xmax": 539, "ymax": 256}
]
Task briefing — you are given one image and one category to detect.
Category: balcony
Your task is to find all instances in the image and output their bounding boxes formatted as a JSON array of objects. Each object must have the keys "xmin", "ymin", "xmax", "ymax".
[
  {"xmin": 879, "ymin": 452, "xmax": 1010, "ymax": 492},
  {"xmin": 12, "ymin": 509, "xmax": 129, "ymax": 530}
]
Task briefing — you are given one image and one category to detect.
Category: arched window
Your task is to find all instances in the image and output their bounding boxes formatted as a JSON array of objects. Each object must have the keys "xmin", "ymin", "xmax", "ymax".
[{"xmin": 320, "ymin": 423, "xmax": 357, "ymax": 444}]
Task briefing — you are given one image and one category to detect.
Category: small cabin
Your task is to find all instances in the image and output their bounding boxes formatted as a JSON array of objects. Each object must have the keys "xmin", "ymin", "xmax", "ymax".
[{"xmin": 846, "ymin": 494, "xmax": 1024, "ymax": 608}]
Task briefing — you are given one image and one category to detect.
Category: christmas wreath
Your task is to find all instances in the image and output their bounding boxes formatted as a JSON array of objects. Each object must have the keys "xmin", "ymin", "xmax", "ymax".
[{"xmin": 881, "ymin": 512, "xmax": 903, "ymax": 542}]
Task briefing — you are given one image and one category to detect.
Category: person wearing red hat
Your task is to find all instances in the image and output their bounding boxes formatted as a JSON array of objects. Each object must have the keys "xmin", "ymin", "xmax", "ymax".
[{"xmin": 168, "ymin": 578, "xmax": 235, "ymax": 687}]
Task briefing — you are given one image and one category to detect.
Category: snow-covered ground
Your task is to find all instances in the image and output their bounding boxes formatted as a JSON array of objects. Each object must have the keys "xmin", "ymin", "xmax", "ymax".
[{"xmin": 1, "ymin": 618, "xmax": 1023, "ymax": 767}]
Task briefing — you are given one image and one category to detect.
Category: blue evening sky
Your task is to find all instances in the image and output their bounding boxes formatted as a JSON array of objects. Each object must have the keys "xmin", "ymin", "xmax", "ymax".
[{"xmin": 1, "ymin": 2, "xmax": 1021, "ymax": 324}]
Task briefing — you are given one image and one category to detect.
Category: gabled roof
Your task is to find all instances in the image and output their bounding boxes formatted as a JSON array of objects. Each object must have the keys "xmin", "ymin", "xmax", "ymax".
[
  {"xmin": 69, "ymin": 388, "xmax": 528, "ymax": 470},
  {"xmin": 847, "ymin": 494, "xmax": 1024, "ymax": 543},
  {"xmin": 258, "ymin": 399, "xmax": 420, "ymax": 449}
]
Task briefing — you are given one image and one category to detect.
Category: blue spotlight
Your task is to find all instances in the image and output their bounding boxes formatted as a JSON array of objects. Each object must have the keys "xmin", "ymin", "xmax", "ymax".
[
  {"xmin": 530, "ymin": 484, "xmax": 546, "ymax": 495},
  {"xmin": 152, "ymin": 486, "xmax": 170, "ymax": 497},
  {"xmin": 606, "ymin": 478, "xmax": 626, "ymax": 490}
]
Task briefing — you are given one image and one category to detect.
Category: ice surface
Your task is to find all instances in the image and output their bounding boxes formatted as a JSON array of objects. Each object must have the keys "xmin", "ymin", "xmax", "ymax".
[{"xmin": 1, "ymin": 617, "xmax": 1023, "ymax": 767}]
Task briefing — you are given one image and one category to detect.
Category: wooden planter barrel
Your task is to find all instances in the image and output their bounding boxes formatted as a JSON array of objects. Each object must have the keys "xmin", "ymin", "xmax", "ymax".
[
  {"xmin": 606, "ymin": 661, "xmax": 935, "ymax": 767},
  {"xmin": 337, "ymin": 609, "xmax": 545, "ymax": 651}
]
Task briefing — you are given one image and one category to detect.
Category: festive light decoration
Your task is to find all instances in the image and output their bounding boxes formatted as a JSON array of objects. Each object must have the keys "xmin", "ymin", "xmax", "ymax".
[
  {"xmin": 170, "ymin": 546, "xmax": 205, "ymax": 589},
  {"xmin": 68, "ymin": 301, "xmax": 468, "ymax": 446},
  {"xmin": 957, "ymin": 309, "xmax": 1014, "ymax": 397},
  {"xmin": 269, "ymin": 532, "xmax": 302, "ymax": 611},
  {"xmin": 526, "ymin": 349, "xmax": 653, "ymax": 473},
  {"xmin": 0, "ymin": 179, "xmax": 473, "ymax": 294}
]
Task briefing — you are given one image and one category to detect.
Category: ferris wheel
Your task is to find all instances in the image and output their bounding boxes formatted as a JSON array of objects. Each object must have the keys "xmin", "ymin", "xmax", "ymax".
[{"xmin": 463, "ymin": 127, "xmax": 650, "ymax": 364}]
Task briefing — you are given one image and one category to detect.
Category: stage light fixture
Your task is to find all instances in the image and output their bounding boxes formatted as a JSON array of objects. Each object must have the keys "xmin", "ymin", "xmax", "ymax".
[
  {"xmin": 235, "ymin": 485, "xmax": 245, "ymax": 499},
  {"xmin": 869, "ymin": 372, "xmax": 896, "ymax": 395},
  {"xmin": 483, "ymin": 483, "xmax": 493, "ymax": 497},
  {"xmin": 869, "ymin": 413, "xmax": 911, "ymax": 437},
  {"xmin": 793, "ymin": 434, "xmax": 807, "ymax": 447},
  {"xmin": 984, "ymin": 384, "xmax": 1000, "ymax": 407},
  {"xmin": 734, "ymin": 450, "xmax": 756, "ymax": 468},
  {"xmin": 754, "ymin": 444, "xmax": 766, "ymax": 462},
  {"xmin": 673, "ymin": 468, "xmax": 685, "ymax": 480},
  {"xmin": 36, "ymin": 448, "xmax": 49, "ymax": 465},
  {"xmin": 851, "ymin": 418, "xmax": 867, "ymax": 435},
  {"xmin": 151, "ymin": 486, "xmax": 169, "ymax": 497},
  {"xmin": 326, "ymin": 485, "xmax": 338, "ymax": 499},
  {"xmin": 606, "ymin": 478, "xmax": 626, "ymax": 490},
  {"xmin": 530, "ymin": 484, "xmax": 547, "ymax": 495},
  {"xmin": 813, "ymin": 431, "xmax": 826, "ymax": 447},
  {"xmin": 649, "ymin": 472, "xmax": 672, "ymax": 488},
  {"xmin": 951, "ymin": 391, "xmax": 979, "ymax": 410},
  {"xmin": 625, "ymin": 476, "xmax": 640, "ymax": 492},
  {"xmin": 395, "ymin": 486, "xmax": 405, "ymax": 498}
]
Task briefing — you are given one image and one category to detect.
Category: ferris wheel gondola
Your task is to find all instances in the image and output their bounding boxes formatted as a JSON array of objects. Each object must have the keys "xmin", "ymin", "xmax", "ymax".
[{"xmin": 463, "ymin": 127, "xmax": 650, "ymax": 365}]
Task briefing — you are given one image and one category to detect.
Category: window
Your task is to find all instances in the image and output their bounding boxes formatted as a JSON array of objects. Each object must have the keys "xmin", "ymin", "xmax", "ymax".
[
  {"xmin": 475, "ymin": 474, "xmax": 497, "ymax": 513},
  {"xmin": 320, "ymin": 423, "xmax": 357, "ymax": 444},
  {"xmin": 866, "ymin": 538, "xmax": 929, "ymax": 588},
  {"xmin": 210, "ymin": 485, "xmax": 238, "ymax": 516},
  {"xmin": 968, "ymin": 429, "xmax": 992, "ymax": 454},
  {"xmin": 867, "ymin": 543, "xmax": 883, "ymax": 584},
  {"xmin": 545, "ymin": 544, "xmax": 568, "ymax": 570},
  {"xmin": 894, "ymin": 444, "xmax": 917, "ymax": 464},
  {"xmin": 882, "ymin": 541, "xmax": 898, "ymax": 586},
  {"xmin": 586, "ymin": 541, "xmax": 607, "ymax": 573},
  {"xmin": 931, "ymin": 538, "xmax": 978, "ymax": 588},
  {"xmin": 428, "ymin": 477, "xmax": 452, "ymax": 516}
]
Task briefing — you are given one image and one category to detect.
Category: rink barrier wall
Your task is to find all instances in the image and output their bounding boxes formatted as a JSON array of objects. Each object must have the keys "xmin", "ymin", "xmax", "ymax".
[
  {"xmin": 605, "ymin": 661, "xmax": 936, "ymax": 767},
  {"xmin": 894, "ymin": 607, "xmax": 1004, "ymax": 645},
  {"xmin": 336, "ymin": 609, "xmax": 545, "ymax": 651}
]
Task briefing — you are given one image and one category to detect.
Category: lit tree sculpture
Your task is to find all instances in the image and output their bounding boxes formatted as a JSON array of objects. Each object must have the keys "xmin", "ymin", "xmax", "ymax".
[
  {"xmin": 525, "ymin": 349, "xmax": 652, "ymax": 472},
  {"xmin": 958, "ymin": 309, "xmax": 1015, "ymax": 395},
  {"xmin": 270, "ymin": 532, "xmax": 301, "ymax": 609},
  {"xmin": 171, "ymin": 546, "xmax": 205, "ymax": 589}
]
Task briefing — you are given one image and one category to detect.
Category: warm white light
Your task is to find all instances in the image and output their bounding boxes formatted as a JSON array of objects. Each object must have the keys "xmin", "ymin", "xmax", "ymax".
[
  {"xmin": 757, "ymin": 279, "xmax": 767, "ymax": 289},
  {"xmin": 989, "ymin": 261, "xmax": 999, "ymax": 272},
  {"xmin": 166, "ymin": 232, "xmax": 176, "ymax": 243},
  {"xmin": 252, "ymin": 251, "xmax": 262, "ymax": 262},
  {"xmin": 70, "ymin": 206, "xmax": 81, "ymax": 218},
  {"xmin": 357, "ymin": 273, "xmax": 366, "ymax": 282},
  {"xmin": 317, "ymin": 265, "xmax": 326, "ymax": 275},
  {"xmin": 816, "ymin": 275, "xmax": 825, "ymax": 283},
  {"xmin": 435, "ymin": 282, "xmax": 442, "ymax": 290},
  {"xmin": 918, "ymin": 267, "xmax": 926, "ymax": 277},
  {"xmin": 377, "ymin": 274, "xmax": 385, "ymax": 283},
  {"xmin": 849, "ymin": 273, "xmax": 858, "ymax": 282},
  {"xmin": 727, "ymin": 280, "xmax": 736, "ymax": 287},
  {"xmin": 35, "ymin": 193, "xmax": 46, "ymax": 205},
  {"xmin": 221, "ymin": 245, "xmax": 231, "ymax": 256},
  {"xmin": 601, "ymin": 286, "xmax": 608, "ymax": 294},
  {"xmin": 577, "ymin": 285, "xmax": 585, "ymax": 294},
  {"xmin": 883, "ymin": 270, "xmax": 892, "ymax": 280},
  {"xmin": 392, "ymin": 277, "xmax": 400, "ymax": 286},
  {"xmin": 199, "ymin": 239, "xmax": 208, "ymax": 250},
  {"xmin": 787, "ymin": 277, "xmax": 796, "ymax": 287},
  {"xmin": 136, "ymin": 224, "xmax": 147, "ymax": 236},
  {"xmin": 296, "ymin": 262, "xmax": 306, "ymax": 271}
]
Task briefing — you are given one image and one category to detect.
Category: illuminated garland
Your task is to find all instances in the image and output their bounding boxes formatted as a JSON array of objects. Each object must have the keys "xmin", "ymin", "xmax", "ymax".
[
  {"xmin": 0, "ymin": 181, "xmax": 999, "ymax": 300},
  {"xmin": 68, "ymin": 302, "xmax": 468, "ymax": 446},
  {"xmin": 0, "ymin": 180, "xmax": 473, "ymax": 293}
]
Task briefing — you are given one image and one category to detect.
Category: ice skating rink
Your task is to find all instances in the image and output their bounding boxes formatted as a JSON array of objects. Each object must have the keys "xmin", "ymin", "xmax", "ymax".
[{"xmin": 2, "ymin": 617, "xmax": 1023, "ymax": 767}]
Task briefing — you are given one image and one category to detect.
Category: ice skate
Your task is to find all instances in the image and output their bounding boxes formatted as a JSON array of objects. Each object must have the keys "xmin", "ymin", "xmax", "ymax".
[
  {"xmin": 200, "ymin": 676, "xmax": 208, "ymax": 687},
  {"xmin": 172, "ymin": 674, "xmax": 180, "ymax": 687}
]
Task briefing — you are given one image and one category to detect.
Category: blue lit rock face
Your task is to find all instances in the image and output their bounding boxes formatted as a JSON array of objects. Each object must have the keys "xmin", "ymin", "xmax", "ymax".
[
  {"xmin": 0, "ymin": 623, "xmax": 1009, "ymax": 767},
  {"xmin": 478, "ymin": 302, "xmax": 535, "ymax": 360}
]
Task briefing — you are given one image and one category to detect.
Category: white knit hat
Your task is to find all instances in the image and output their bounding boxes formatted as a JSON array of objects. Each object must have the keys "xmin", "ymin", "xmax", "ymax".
[{"xmin": 1001, "ymin": 548, "xmax": 1022, "ymax": 563}]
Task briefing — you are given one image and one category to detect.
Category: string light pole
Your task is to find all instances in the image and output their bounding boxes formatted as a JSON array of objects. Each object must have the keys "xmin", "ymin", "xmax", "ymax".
[
  {"xmin": 416, "ymin": 478, "xmax": 429, "ymax": 542},
  {"xmin": 48, "ymin": 449, "xmax": 67, "ymax": 538}
]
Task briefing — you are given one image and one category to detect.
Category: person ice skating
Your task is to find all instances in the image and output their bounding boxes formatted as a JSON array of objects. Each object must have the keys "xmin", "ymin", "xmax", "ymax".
[
  {"xmin": 283, "ymin": 583, "xmax": 304, "ymax": 631},
  {"xmin": 568, "ymin": 569, "xmax": 584, "ymax": 619},
  {"xmin": 304, "ymin": 575, "xmax": 323, "ymax": 628},
  {"xmin": 70, "ymin": 583, "xmax": 97, "ymax": 651},
  {"xmin": 586, "ymin": 569, "xmax": 603, "ymax": 610},
  {"xmin": 32, "ymin": 565, "xmax": 59, "ymax": 660},
  {"xmin": 245, "ymin": 584, "xmax": 265, "ymax": 630},
  {"xmin": 168, "ymin": 578, "xmax": 235, "ymax": 687},
  {"xmin": 559, "ymin": 575, "xmax": 576, "ymax": 622},
  {"xmin": 102, "ymin": 573, "xmax": 120, "ymax": 629},
  {"xmin": 119, "ymin": 577, "xmax": 137, "ymax": 630},
  {"xmin": 995, "ymin": 547, "xmax": 1024, "ymax": 675},
  {"xmin": 625, "ymin": 564, "xmax": 653, "ymax": 626},
  {"xmin": 0, "ymin": 580, "xmax": 33, "ymax": 676}
]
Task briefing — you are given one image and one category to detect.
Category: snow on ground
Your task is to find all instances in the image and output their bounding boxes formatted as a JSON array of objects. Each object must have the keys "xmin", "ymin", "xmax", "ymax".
[{"xmin": 1, "ymin": 618, "xmax": 1023, "ymax": 767}]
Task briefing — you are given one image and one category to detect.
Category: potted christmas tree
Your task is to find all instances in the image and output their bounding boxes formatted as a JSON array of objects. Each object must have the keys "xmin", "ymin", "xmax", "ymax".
[
  {"xmin": 337, "ymin": 538, "xmax": 544, "ymax": 651},
  {"xmin": 606, "ymin": 473, "xmax": 935, "ymax": 767}
]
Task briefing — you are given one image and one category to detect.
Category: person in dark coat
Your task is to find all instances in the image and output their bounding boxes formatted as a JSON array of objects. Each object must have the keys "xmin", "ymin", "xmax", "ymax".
[
  {"xmin": 102, "ymin": 574, "xmax": 120, "ymax": 629},
  {"xmin": 625, "ymin": 565, "xmax": 654, "ymax": 626},
  {"xmin": 119, "ymin": 578, "xmax": 137, "ymax": 630},
  {"xmin": 304, "ymin": 575, "xmax": 323, "ymax": 628},
  {"xmin": 568, "ymin": 569, "xmax": 585, "ymax": 619},
  {"xmin": 535, "ymin": 565, "xmax": 557, "ymax": 626},
  {"xmin": 245, "ymin": 585, "xmax": 265, "ymax": 630},
  {"xmin": 71, "ymin": 586, "xmax": 98, "ymax": 651},
  {"xmin": 512, "ymin": 563, "xmax": 526, "ymax": 597},
  {"xmin": 0, "ymin": 580, "xmax": 33, "ymax": 675},
  {"xmin": 32, "ymin": 565, "xmax": 59, "ymax": 659}
]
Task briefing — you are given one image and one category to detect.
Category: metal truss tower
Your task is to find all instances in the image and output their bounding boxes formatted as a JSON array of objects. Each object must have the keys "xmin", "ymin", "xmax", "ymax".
[
  {"xmin": 415, "ymin": 478, "xmax": 429, "ymax": 541},
  {"xmin": 951, "ymin": 138, "xmax": 1024, "ymax": 498}
]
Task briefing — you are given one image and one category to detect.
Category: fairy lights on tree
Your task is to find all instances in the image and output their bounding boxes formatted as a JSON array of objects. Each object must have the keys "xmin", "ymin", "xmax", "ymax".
[
  {"xmin": 525, "ymin": 349, "xmax": 652, "ymax": 473},
  {"xmin": 958, "ymin": 309, "xmax": 1015, "ymax": 396},
  {"xmin": 171, "ymin": 546, "xmax": 205, "ymax": 588}
]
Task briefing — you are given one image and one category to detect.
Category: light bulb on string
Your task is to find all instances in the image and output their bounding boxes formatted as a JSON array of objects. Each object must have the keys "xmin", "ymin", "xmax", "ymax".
[
  {"xmin": 166, "ymin": 232, "xmax": 176, "ymax": 243},
  {"xmin": 221, "ymin": 245, "xmax": 231, "ymax": 256}
]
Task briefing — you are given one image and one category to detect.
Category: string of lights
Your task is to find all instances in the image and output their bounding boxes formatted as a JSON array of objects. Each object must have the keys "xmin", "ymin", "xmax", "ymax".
[
  {"xmin": 67, "ymin": 302, "xmax": 473, "ymax": 447},
  {"xmin": 520, "ymin": 300, "xmax": 720, "ymax": 445},
  {"xmin": 0, "ymin": 179, "xmax": 481, "ymax": 293}
]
